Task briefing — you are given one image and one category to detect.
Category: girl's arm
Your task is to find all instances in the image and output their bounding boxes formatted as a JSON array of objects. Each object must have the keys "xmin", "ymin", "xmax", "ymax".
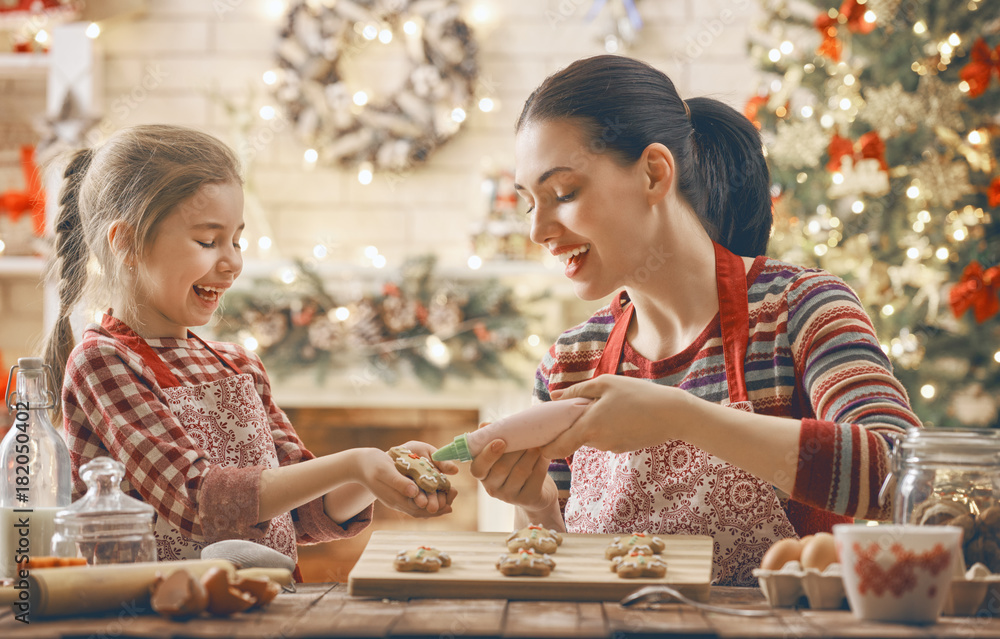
[
  {"xmin": 258, "ymin": 441, "xmax": 457, "ymax": 524},
  {"xmin": 250, "ymin": 352, "xmax": 455, "ymax": 528}
]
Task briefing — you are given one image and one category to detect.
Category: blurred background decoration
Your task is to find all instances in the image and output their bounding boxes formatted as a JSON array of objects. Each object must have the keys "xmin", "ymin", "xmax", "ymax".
[
  {"xmin": 750, "ymin": 0, "xmax": 1000, "ymax": 427},
  {"xmin": 212, "ymin": 255, "xmax": 543, "ymax": 390}
]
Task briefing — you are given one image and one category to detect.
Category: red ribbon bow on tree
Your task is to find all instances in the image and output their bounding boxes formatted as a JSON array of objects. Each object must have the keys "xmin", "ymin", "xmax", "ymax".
[
  {"xmin": 814, "ymin": 14, "xmax": 843, "ymax": 63},
  {"xmin": 989, "ymin": 177, "xmax": 1000, "ymax": 208},
  {"xmin": 960, "ymin": 38, "xmax": 1000, "ymax": 99},
  {"xmin": 838, "ymin": 0, "xmax": 877, "ymax": 35},
  {"xmin": 827, "ymin": 131, "xmax": 888, "ymax": 172},
  {"xmin": 814, "ymin": 0, "xmax": 876, "ymax": 62},
  {"xmin": 0, "ymin": 146, "xmax": 46, "ymax": 237},
  {"xmin": 950, "ymin": 261, "xmax": 1000, "ymax": 323}
]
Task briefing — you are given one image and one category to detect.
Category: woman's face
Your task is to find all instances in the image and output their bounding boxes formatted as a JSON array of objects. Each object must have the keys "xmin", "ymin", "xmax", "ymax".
[{"xmin": 514, "ymin": 119, "xmax": 660, "ymax": 301}]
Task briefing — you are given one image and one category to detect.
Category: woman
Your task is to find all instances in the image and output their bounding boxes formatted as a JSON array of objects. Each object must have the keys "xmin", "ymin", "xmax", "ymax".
[{"xmin": 471, "ymin": 55, "xmax": 920, "ymax": 586}]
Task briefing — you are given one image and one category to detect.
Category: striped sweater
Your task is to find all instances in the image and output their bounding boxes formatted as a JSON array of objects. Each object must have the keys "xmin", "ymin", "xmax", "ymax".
[{"xmin": 537, "ymin": 257, "xmax": 921, "ymax": 533}]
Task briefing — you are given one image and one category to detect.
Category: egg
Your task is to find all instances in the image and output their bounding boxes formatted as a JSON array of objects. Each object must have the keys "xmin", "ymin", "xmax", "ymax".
[
  {"xmin": 800, "ymin": 532, "xmax": 837, "ymax": 571},
  {"xmin": 760, "ymin": 537, "xmax": 803, "ymax": 570}
]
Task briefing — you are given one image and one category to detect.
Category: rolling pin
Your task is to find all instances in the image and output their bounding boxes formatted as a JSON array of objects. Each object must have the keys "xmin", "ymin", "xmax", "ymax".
[{"xmin": 0, "ymin": 559, "xmax": 240, "ymax": 617}]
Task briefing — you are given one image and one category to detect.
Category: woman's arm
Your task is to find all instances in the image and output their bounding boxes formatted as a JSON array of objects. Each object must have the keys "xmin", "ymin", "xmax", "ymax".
[
  {"xmin": 545, "ymin": 377, "xmax": 802, "ymax": 494},
  {"xmin": 546, "ymin": 271, "xmax": 921, "ymax": 521}
]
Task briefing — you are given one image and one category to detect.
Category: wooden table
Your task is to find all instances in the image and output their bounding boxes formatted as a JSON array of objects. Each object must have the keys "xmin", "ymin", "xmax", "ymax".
[{"xmin": 3, "ymin": 583, "xmax": 1000, "ymax": 638}]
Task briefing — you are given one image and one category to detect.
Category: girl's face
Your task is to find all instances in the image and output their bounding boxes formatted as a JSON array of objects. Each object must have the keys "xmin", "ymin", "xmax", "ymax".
[
  {"xmin": 514, "ymin": 119, "xmax": 659, "ymax": 301},
  {"xmin": 132, "ymin": 181, "xmax": 245, "ymax": 338}
]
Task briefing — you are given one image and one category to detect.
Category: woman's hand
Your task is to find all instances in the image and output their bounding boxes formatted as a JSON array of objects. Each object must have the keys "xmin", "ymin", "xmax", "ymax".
[
  {"xmin": 355, "ymin": 443, "xmax": 458, "ymax": 518},
  {"xmin": 544, "ymin": 375, "xmax": 691, "ymax": 459},
  {"xmin": 469, "ymin": 438, "xmax": 556, "ymax": 513}
]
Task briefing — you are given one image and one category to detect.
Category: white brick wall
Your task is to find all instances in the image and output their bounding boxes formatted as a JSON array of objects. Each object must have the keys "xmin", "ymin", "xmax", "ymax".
[
  {"xmin": 0, "ymin": 0, "xmax": 760, "ymax": 360},
  {"xmin": 91, "ymin": 0, "xmax": 759, "ymax": 265}
]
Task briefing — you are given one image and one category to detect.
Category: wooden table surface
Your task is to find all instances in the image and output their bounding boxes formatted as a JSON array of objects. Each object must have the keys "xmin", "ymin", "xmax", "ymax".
[{"xmin": 3, "ymin": 583, "xmax": 1000, "ymax": 638}]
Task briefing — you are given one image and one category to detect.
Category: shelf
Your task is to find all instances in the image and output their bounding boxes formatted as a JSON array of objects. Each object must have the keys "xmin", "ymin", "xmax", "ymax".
[
  {"xmin": 0, "ymin": 256, "xmax": 44, "ymax": 276},
  {"xmin": 0, "ymin": 53, "xmax": 50, "ymax": 80},
  {"xmin": 238, "ymin": 258, "xmax": 566, "ymax": 281}
]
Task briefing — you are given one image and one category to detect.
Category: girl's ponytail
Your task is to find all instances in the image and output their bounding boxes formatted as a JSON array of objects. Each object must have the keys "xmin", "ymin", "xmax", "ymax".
[
  {"xmin": 43, "ymin": 148, "xmax": 94, "ymax": 423},
  {"xmin": 686, "ymin": 97, "xmax": 772, "ymax": 257}
]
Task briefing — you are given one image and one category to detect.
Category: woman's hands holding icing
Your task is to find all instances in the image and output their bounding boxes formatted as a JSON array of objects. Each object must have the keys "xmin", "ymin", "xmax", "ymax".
[
  {"xmin": 470, "ymin": 433, "xmax": 558, "ymax": 512},
  {"xmin": 544, "ymin": 375, "xmax": 693, "ymax": 459}
]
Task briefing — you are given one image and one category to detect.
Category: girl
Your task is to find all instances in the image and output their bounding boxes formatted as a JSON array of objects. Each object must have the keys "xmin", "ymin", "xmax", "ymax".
[
  {"xmin": 470, "ymin": 56, "xmax": 921, "ymax": 586},
  {"xmin": 42, "ymin": 125, "xmax": 457, "ymax": 572}
]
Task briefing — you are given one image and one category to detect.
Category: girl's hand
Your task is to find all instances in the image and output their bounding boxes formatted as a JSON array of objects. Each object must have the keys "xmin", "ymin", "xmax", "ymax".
[
  {"xmin": 399, "ymin": 439, "xmax": 459, "ymax": 514},
  {"xmin": 356, "ymin": 444, "xmax": 457, "ymax": 518},
  {"xmin": 544, "ymin": 375, "xmax": 691, "ymax": 458},
  {"xmin": 469, "ymin": 438, "xmax": 556, "ymax": 513}
]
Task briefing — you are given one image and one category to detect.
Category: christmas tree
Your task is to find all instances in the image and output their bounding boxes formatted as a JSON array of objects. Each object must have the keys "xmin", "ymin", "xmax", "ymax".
[{"xmin": 748, "ymin": 0, "xmax": 1000, "ymax": 427}]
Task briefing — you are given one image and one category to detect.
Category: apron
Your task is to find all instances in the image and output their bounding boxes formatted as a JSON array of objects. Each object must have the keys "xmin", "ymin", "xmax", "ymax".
[
  {"xmin": 103, "ymin": 316, "xmax": 298, "ymax": 566},
  {"xmin": 562, "ymin": 242, "xmax": 797, "ymax": 586}
]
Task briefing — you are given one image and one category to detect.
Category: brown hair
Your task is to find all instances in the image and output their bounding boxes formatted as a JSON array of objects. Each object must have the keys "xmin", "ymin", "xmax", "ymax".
[
  {"xmin": 42, "ymin": 125, "xmax": 242, "ymax": 422},
  {"xmin": 516, "ymin": 55, "xmax": 772, "ymax": 258}
]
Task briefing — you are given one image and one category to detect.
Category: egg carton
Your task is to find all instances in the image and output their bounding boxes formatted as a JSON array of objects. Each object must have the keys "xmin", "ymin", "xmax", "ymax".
[
  {"xmin": 942, "ymin": 563, "xmax": 1000, "ymax": 616},
  {"xmin": 751, "ymin": 561, "xmax": 847, "ymax": 609}
]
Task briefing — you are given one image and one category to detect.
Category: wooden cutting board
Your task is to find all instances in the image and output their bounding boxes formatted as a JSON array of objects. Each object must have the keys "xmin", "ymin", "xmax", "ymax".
[{"xmin": 347, "ymin": 530, "xmax": 713, "ymax": 602}]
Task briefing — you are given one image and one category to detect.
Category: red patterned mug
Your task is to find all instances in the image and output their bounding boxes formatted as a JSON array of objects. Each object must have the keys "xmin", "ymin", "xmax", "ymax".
[{"xmin": 833, "ymin": 524, "xmax": 962, "ymax": 623}]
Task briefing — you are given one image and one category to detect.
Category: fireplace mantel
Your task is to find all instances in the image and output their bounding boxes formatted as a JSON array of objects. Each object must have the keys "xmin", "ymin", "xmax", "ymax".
[{"xmin": 272, "ymin": 371, "xmax": 532, "ymax": 533}]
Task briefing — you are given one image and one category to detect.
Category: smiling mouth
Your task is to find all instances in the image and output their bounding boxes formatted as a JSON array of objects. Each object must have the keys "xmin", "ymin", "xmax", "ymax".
[
  {"xmin": 557, "ymin": 244, "xmax": 591, "ymax": 266},
  {"xmin": 193, "ymin": 285, "xmax": 224, "ymax": 302}
]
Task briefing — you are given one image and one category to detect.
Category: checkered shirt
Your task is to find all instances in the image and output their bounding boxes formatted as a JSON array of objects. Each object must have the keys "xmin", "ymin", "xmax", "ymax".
[{"xmin": 62, "ymin": 319, "xmax": 371, "ymax": 548}]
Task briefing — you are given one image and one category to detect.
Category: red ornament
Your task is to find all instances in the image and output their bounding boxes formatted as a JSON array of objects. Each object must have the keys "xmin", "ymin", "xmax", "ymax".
[
  {"xmin": 950, "ymin": 261, "xmax": 1000, "ymax": 323},
  {"xmin": 857, "ymin": 131, "xmax": 888, "ymax": 172},
  {"xmin": 382, "ymin": 282, "xmax": 402, "ymax": 297},
  {"xmin": 839, "ymin": 0, "xmax": 877, "ymax": 34},
  {"xmin": 988, "ymin": 177, "xmax": 1000, "ymax": 208},
  {"xmin": 960, "ymin": 38, "xmax": 1000, "ymax": 99},
  {"xmin": 814, "ymin": 17, "xmax": 842, "ymax": 63},
  {"xmin": 744, "ymin": 95, "xmax": 768, "ymax": 129},
  {"xmin": 0, "ymin": 146, "xmax": 46, "ymax": 237},
  {"xmin": 473, "ymin": 322, "xmax": 491, "ymax": 342},
  {"xmin": 826, "ymin": 133, "xmax": 854, "ymax": 171}
]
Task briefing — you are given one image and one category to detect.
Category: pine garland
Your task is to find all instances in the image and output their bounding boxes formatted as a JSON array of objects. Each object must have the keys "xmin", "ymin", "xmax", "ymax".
[{"xmin": 213, "ymin": 256, "xmax": 542, "ymax": 389}]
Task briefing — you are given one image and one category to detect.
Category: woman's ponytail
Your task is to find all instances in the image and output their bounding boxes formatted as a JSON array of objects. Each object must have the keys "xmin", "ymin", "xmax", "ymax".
[
  {"xmin": 43, "ymin": 148, "xmax": 94, "ymax": 424},
  {"xmin": 686, "ymin": 97, "xmax": 772, "ymax": 257}
]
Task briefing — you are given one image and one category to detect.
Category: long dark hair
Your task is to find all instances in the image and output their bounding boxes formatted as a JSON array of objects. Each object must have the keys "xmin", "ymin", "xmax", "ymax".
[{"xmin": 516, "ymin": 55, "xmax": 772, "ymax": 257}]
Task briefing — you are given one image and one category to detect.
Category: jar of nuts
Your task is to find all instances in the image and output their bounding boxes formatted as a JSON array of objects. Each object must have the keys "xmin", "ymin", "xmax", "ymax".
[{"xmin": 883, "ymin": 427, "xmax": 1000, "ymax": 572}]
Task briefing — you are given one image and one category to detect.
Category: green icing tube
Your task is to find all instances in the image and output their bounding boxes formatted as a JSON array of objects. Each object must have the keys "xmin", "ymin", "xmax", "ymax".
[{"xmin": 431, "ymin": 398, "xmax": 592, "ymax": 462}]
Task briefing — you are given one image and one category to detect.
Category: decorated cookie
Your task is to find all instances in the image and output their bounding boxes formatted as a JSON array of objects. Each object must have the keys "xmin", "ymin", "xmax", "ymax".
[
  {"xmin": 496, "ymin": 548, "xmax": 556, "ymax": 577},
  {"xmin": 612, "ymin": 549, "xmax": 668, "ymax": 579},
  {"xmin": 506, "ymin": 524, "xmax": 563, "ymax": 554},
  {"xmin": 604, "ymin": 532, "xmax": 666, "ymax": 559},
  {"xmin": 389, "ymin": 446, "xmax": 451, "ymax": 493},
  {"xmin": 393, "ymin": 546, "xmax": 452, "ymax": 572}
]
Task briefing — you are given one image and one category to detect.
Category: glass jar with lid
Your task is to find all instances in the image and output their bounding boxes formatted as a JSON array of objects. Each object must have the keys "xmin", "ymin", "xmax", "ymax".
[
  {"xmin": 883, "ymin": 427, "xmax": 1000, "ymax": 571},
  {"xmin": 50, "ymin": 457, "xmax": 157, "ymax": 565}
]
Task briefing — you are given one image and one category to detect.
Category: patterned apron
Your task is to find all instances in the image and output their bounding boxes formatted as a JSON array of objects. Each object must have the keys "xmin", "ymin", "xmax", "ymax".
[
  {"xmin": 563, "ymin": 242, "xmax": 797, "ymax": 586},
  {"xmin": 105, "ymin": 318, "xmax": 298, "ymax": 565}
]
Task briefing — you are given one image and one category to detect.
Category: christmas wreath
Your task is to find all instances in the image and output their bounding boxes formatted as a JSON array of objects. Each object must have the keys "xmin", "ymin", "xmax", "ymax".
[{"xmin": 272, "ymin": 0, "xmax": 478, "ymax": 173}]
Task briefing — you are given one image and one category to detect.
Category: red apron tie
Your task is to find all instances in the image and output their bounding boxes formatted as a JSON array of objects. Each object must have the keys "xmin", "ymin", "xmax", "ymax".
[{"xmin": 594, "ymin": 242, "xmax": 751, "ymax": 405}]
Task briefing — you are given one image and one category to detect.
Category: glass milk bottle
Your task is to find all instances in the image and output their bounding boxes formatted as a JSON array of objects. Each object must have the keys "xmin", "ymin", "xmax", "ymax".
[{"xmin": 0, "ymin": 357, "xmax": 72, "ymax": 579}]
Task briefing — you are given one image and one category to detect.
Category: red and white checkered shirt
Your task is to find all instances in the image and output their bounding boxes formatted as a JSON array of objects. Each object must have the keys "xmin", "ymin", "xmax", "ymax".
[{"xmin": 62, "ymin": 318, "xmax": 371, "ymax": 550}]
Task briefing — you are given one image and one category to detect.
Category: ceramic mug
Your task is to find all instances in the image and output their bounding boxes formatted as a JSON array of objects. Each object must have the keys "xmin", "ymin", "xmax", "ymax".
[{"xmin": 833, "ymin": 524, "xmax": 962, "ymax": 623}]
